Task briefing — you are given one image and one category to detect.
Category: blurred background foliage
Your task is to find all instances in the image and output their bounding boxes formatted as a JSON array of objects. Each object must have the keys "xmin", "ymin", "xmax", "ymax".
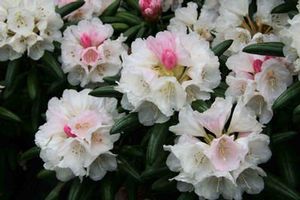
[{"xmin": 0, "ymin": 0, "xmax": 300, "ymax": 199}]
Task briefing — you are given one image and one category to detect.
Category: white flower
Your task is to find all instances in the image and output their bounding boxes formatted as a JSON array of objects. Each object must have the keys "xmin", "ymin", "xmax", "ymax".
[
  {"xmin": 164, "ymin": 98, "xmax": 271, "ymax": 199},
  {"xmin": 55, "ymin": 0, "xmax": 113, "ymax": 21},
  {"xmin": 116, "ymin": 31, "xmax": 220, "ymax": 126},
  {"xmin": 35, "ymin": 89, "xmax": 123, "ymax": 181},
  {"xmin": 0, "ymin": 0, "xmax": 63, "ymax": 61},
  {"xmin": 61, "ymin": 18, "xmax": 126, "ymax": 87},
  {"xmin": 168, "ymin": 2, "xmax": 216, "ymax": 41}
]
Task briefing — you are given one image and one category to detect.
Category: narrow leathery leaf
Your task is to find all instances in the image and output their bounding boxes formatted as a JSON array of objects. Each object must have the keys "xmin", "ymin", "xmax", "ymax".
[
  {"xmin": 161, "ymin": 14, "xmax": 175, "ymax": 21},
  {"xmin": 56, "ymin": 0, "xmax": 85, "ymax": 17},
  {"xmin": 272, "ymin": 131, "xmax": 298, "ymax": 144},
  {"xmin": 41, "ymin": 51, "xmax": 64, "ymax": 79},
  {"xmin": 124, "ymin": 0, "xmax": 139, "ymax": 11},
  {"xmin": 101, "ymin": 0, "xmax": 120, "ymax": 16},
  {"xmin": 110, "ymin": 113, "xmax": 140, "ymax": 134},
  {"xmin": 136, "ymin": 26, "xmax": 147, "ymax": 38},
  {"xmin": 146, "ymin": 122, "xmax": 170, "ymax": 165},
  {"xmin": 45, "ymin": 182, "xmax": 65, "ymax": 200},
  {"xmin": 0, "ymin": 106, "xmax": 21, "ymax": 122},
  {"xmin": 273, "ymin": 82, "xmax": 300, "ymax": 110},
  {"xmin": 111, "ymin": 23, "xmax": 130, "ymax": 32},
  {"xmin": 141, "ymin": 166, "xmax": 169, "ymax": 180},
  {"xmin": 211, "ymin": 40, "xmax": 233, "ymax": 56},
  {"xmin": 191, "ymin": 100, "xmax": 209, "ymax": 113},
  {"xmin": 19, "ymin": 147, "xmax": 40, "ymax": 163},
  {"xmin": 271, "ymin": 3, "xmax": 297, "ymax": 13},
  {"xmin": 116, "ymin": 11, "xmax": 141, "ymax": 25},
  {"xmin": 265, "ymin": 173, "xmax": 300, "ymax": 200},
  {"xmin": 118, "ymin": 157, "xmax": 141, "ymax": 182},
  {"xmin": 151, "ymin": 175, "xmax": 176, "ymax": 192},
  {"xmin": 243, "ymin": 42, "xmax": 285, "ymax": 57},
  {"xmin": 177, "ymin": 193, "xmax": 198, "ymax": 200},
  {"xmin": 293, "ymin": 104, "xmax": 300, "ymax": 115},
  {"xmin": 120, "ymin": 145, "xmax": 144, "ymax": 158},
  {"xmin": 5, "ymin": 59, "xmax": 20, "ymax": 89},
  {"xmin": 124, "ymin": 24, "xmax": 142, "ymax": 41},
  {"xmin": 278, "ymin": 150, "xmax": 297, "ymax": 188},
  {"xmin": 103, "ymin": 75, "xmax": 120, "ymax": 85},
  {"xmin": 125, "ymin": 178, "xmax": 137, "ymax": 200},
  {"xmin": 100, "ymin": 16, "xmax": 125, "ymax": 24},
  {"xmin": 27, "ymin": 68, "xmax": 38, "ymax": 100},
  {"xmin": 68, "ymin": 179, "xmax": 81, "ymax": 200},
  {"xmin": 100, "ymin": 176, "xmax": 114, "ymax": 200},
  {"xmin": 89, "ymin": 85, "xmax": 122, "ymax": 98},
  {"xmin": 37, "ymin": 169, "xmax": 55, "ymax": 179}
]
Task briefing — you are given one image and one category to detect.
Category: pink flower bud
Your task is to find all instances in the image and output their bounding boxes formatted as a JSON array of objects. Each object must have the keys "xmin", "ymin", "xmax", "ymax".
[{"xmin": 139, "ymin": 0, "xmax": 162, "ymax": 22}]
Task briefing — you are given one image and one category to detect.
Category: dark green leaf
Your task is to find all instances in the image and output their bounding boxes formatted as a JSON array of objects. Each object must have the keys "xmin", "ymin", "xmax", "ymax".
[
  {"xmin": 118, "ymin": 156, "xmax": 141, "ymax": 182},
  {"xmin": 56, "ymin": 0, "xmax": 85, "ymax": 17},
  {"xmin": 277, "ymin": 150, "xmax": 298, "ymax": 188},
  {"xmin": 191, "ymin": 100, "xmax": 209, "ymax": 113},
  {"xmin": 111, "ymin": 23, "xmax": 130, "ymax": 32},
  {"xmin": 89, "ymin": 85, "xmax": 122, "ymax": 98},
  {"xmin": 0, "ymin": 106, "xmax": 21, "ymax": 122},
  {"xmin": 101, "ymin": 0, "xmax": 120, "ymax": 16},
  {"xmin": 41, "ymin": 51, "xmax": 64, "ymax": 79},
  {"xmin": 68, "ymin": 179, "xmax": 81, "ymax": 200},
  {"xmin": 141, "ymin": 166, "xmax": 169, "ymax": 180},
  {"xmin": 273, "ymin": 81, "xmax": 300, "ymax": 110},
  {"xmin": 272, "ymin": 131, "xmax": 298, "ymax": 144},
  {"xmin": 27, "ymin": 68, "xmax": 38, "ymax": 100},
  {"xmin": 124, "ymin": 24, "xmax": 143, "ymax": 41},
  {"xmin": 116, "ymin": 12, "xmax": 142, "ymax": 25},
  {"xmin": 124, "ymin": 0, "xmax": 139, "ymax": 11},
  {"xmin": 151, "ymin": 175, "xmax": 176, "ymax": 192},
  {"xmin": 146, "ymin": 122, "xmax": 170, "ymax": 166},
  {"xmin": 177, "ymin": 193, "xmax": 198, "ymax": 200},
  {"xmin": 211, "ymin": 40, "xmax": 233, "ymax": 56},
  {"xmin": 19, "ymin": 147, "xmax": 40, "ymax": 164},
  {"xmin": 271, "ymin": 3, "xmax": 297, "ymax": 13},
  {"xmin": 103, "ymin": 74, "xmax": 120, "ymax": 85},
  {"xmin": 37, "ymin": 169, "xmax": 55, "ymax": 179},
  {"xmin": 110, "ymin": 113, "xmax": 140, "ymax": 134},
  {"xmin": 5, "ymin": 59, "xmax": 20, "ymax": 89},
  {"xmin": 243, "ymin": 42, "xmax": 285, "ymax": 57},
  {"xmin": 45, "ymin": 182, "xmax": 65, "ymax": 200},
  {"xmin": 100, "ymin": 176, "xmax": 114, "ymax": 200},
  {"xmin": 265, "ymin": 173, "xmax": 300, "ymax": 200}
]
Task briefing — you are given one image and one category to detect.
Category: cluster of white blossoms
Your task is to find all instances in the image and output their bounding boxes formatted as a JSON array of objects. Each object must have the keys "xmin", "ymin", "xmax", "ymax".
[
  {"xmin": 54, "ymin": 0, "xmax": 113, "ymax": 21},
  {"xmin": 35, "ymin": 89, "xmax": 123, "ymax": 181},
  {"xmin": 116, "ymin": 31, "xmax": 220, "ymax": 126},
  {"xmin": 61, "ymin": 18, "xmax": 126, "ymax": 87},
  {"xmin": 0, "ymin": 0, "xmax": 63, "ymax": 61},
  {"xmin": 164, "ymin": 98, "xmax": 271, "ymax": 200}
]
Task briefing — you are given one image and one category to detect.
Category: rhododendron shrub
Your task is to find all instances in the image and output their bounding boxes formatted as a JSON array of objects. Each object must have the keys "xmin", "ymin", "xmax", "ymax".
[{"xmin": 1, "ymin": 0, "xmax": 300, "ymax": 199}]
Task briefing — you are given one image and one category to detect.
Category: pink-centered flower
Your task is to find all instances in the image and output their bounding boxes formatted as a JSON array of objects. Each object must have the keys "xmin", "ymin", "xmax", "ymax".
[{"xmin": 147, "ymin": 31, "xmax": 178, "ymax": 70}]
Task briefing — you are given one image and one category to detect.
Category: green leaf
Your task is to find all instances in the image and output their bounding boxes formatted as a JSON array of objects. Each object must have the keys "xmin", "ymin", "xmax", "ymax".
[
  {"xmin": 124, "ymin": 0, "xmax": 139, "ymax": 11},
  {"xmin": 111, "ymin": 23, "xmax": 130, "ymax": 32},
  {"xmin": 273, "ymin": 81, "xmax": 300, "ymax": 110},
  {"xmin": 118, "ymin": 156, "xmax": 141, "ymax": 182},
  {"xmin": 136, "ymin": 26, "xmax": 147, "ymax": 38},
  {"xmin": 19, "ymin": 147, "xmax": 40, "ymax": 164},
  {"xmin": 124, "ymin": 24, "xmax": 144, "ymax": 41},
  {"xmin": 272, "ymin": 131, "xmax": 298, "ymax": 144},
  {"xmin": 146, "ymin": 122, "xmax": 170, "ymax": 166},
  {"xmin": 89, "ymin": 85, "xmax": 122, "ymax": 98},
  {"xmin": 177, "ymin": 193, "xmax": 198, "ymax": 200},
  {"xmin": 0, "ymin": 106, "xmax": 21, "ymax": 122},
  {"xmin": 116, "ymin": 12, "xmax": 142, "ymax": 25},
  {"xmin": 288, "ymin": 10, "xmax": 298, "ymax": 19},
  {"xmin": 191, "ymin": 100, "xmax": 209, "ymax": 113},
  {"xmin": 45, "ymin": 182, "xmax": 65, "ymax": 200},
  {"xmin": 277, "ymin": 150, "xmax": 298, "ymax": 188},
  {"xmin": 100, "ymin": 16, "xmax": 125, "ymax": 23},
  {"xmin": 141, "ymin": 166, "xmax": 169, "ymax": 180},
  {"xmin": 120, "ymin": 145, "xmax": 144, "ymax": 158},
  {"xmin": 110, "ymin": 113, "xmax": 140, "ymax": 134},
  {"xmin": 271, "ymin": 3, "xmax": 297, "ymax": 13},
  {"xmin": 37, "ymin": 169, "xmax": 55, "ymax": 179},
  {"xmin": 103, "ymin": 74, "xmax": 120, "ymax": 85},
  {"xmin": 100, "ymin": 176, "xmax": 114, "ymax": 200},
  {"xmin": 56, "ymin": 0, "xmax": 85, "ymax": 17},
  {"xmin": 27, "ymin": 68, "xmax": 38, "ymax": 100},
  {"xmin": 101, "ymin": 0, "xmax": 120, "ymax": 16},
  {"xmin": 243, "ymin": 42, "xmax": 284, "ymax": 57},
  {"xmin": 211, "ymin": 40, "xmax": 233, "ymax": 56},
  {"xmin": 5, "ymin": 59, "xmax": 20, "ymax": 89},
  {"xmin": 151, "ymin": 175, "xmax": 176, "ymax": 192},
  {"xmin": 265, "ymin": 173, "xmax": 300, "ymax": 200},
  {"xmin": 68, "ymin": 179, "xmax": 81, "ymax": 200},
  {"xmin": 41, "ymin": 51, "xmax": 64, "ymax": 79}
]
